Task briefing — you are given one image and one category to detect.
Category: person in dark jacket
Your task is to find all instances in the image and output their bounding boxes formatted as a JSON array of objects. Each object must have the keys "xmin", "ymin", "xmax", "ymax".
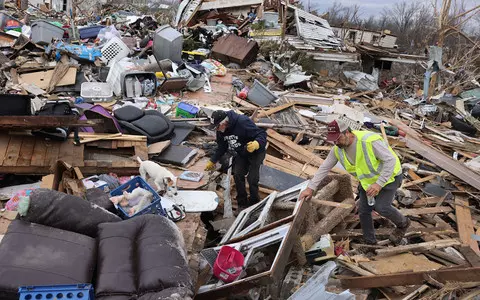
[{"xmin": 205, "ymin": 110, "xmax": 267, "ymax": 209}]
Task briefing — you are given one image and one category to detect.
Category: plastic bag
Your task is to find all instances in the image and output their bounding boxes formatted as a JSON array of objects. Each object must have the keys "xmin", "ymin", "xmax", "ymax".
[{"xmin": 97, "ymin": 25, "xmax": 121, "ymax": 44}]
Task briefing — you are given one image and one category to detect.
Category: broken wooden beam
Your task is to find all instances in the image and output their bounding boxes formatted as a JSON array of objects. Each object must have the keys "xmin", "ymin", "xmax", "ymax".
[
  {"xmin": 301, "ymin": 197, "xmax": 355, "ymax": 250},
  {"xmin": 311, "ymin": 199, "xmax": 353, "ymax": 209},
  {"xmin": 406, "ymin": 137, "xmax": 480, "ymax": 191},
  {"xmin": 340, "ymin": 267, "xmax": 480, "ymax": 289},
  {"xmin": 399, "ymin": 206, "xmax": 453, "ymax": 216},
  {"xmin": 331, "ymin": 227, "xmax": 456, "ymax": 239},
  {"xmin": 455, "ymin": 196, "xmax": 480, "ymax": 254},
  {"xmin": 257, "ymin": 102, "xmax": 296, "ymax": 118},
  {"xmin": 375, "ymin": 239, "xmax": 461, "ymax": 257},
  {"xmin": 402, "ymin": 174, "xmax": 438, "ymax": 188},
  {"xmin": 0, "ymin": 116, "xmax": 103, "ymax": 128}
]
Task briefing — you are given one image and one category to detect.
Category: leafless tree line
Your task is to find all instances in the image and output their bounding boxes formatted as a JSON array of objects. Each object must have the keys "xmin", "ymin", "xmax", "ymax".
[{"xmin": 319, "ymin": 0, "xmax": 479, "ymax": 56}]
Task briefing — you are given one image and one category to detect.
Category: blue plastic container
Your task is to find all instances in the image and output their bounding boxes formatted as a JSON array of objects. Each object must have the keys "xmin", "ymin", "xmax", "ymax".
[
  {"xmin": 18, "ymin": 284, "xmax": 94, "ymax": 300},
  {"xmin": 79, "ymin": 25, "xmax": 105, "ymax": 39},
  {"xmin": 109, "ymin": 176, "xmax": 166, "ymax": 219}
]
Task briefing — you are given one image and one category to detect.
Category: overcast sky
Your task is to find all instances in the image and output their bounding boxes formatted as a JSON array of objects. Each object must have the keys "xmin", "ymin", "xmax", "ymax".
[{"xmin": 303, "ymin": 0, "xmax": 479, "ymax": 18}]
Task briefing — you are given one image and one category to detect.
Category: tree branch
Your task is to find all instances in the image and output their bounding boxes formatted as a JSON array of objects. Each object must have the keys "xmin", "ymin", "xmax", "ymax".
[{"xmin": 451, "ymin": 4, "xmax": 480, "ymax": 21}]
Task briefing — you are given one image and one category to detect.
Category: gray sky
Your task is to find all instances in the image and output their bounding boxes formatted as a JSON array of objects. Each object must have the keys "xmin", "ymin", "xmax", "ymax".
[{"xmin": 303, "ymin": 0, "xmax": 479, "ymax": 18}]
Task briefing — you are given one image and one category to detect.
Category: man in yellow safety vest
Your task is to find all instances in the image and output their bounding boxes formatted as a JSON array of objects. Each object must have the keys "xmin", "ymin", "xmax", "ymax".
[{"xmin": 299, "ymin": 120, "xmax": 410, "ymax": 245}]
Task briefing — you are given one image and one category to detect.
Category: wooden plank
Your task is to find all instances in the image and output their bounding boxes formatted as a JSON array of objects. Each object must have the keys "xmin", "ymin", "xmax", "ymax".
[
  {"xmin": 413, "ymin": 197, "xmax": 441, "ymax": 207},
  {"xmin": 44, "ymin": 140, "xmax": 61, "ymax": 168},
  {"xmin": 406, "ymin": 137, "xmax": 480, "ymax": 191},
  {"xmin": 332, "ymin": 226, "xmax": 455, "ymax": 239},
  {"xmin": 71, "ymin": 143, "xmax": 84, "ymax": 167},
  {"xmin": 375, "ymin": 239, "xmax": 461, "ymax": 257},
  {"xmin": 3, "ymin": 136, "xmax": 23, "ymax": 166},
  {"xmin": 134, "ymin": 142, "xmax": 149, "ymax": 160},
  {"xmin": 359, "ymin": 253, "xmax": 442, "ymax": 275},
  {"xmin": 17, "ymin": 137, "xmax": 36, "ymax": 166},
  {"xmin": 0, "ymin": 116, "xmax": 102, "ymax": 128},
  {"xmin": 257, "ymin": 102, "xmax": 295, "ymax": 118},
  {"xmin": 399, "ymin": 206, "xmax": 453, "ymax": 216},
  {"xmin": 455, "ymin": 196, "xmax": 480, "ymax": 254},
  {"xmin": 311, "ymin": 199, "xmax": 353, "ymax": 209},
  {"xmin": 232, "ymin": 96, "xmax": 258, "ymax": 108},
  {"xmin": 340, "ymin": 267, "xmax": 480, "ymax": 289},
  {"xmin": 408, "ymin": 169, "xmax": 422, "ymax": 181},
  {"xmin": 57, "ymin": 140, "xmax": 74, "ymax": 164},
  {"xmin": 30, "ymin": 139, "xmax": 48, "ymax": 166},
  {"xmin": 402, "ymin": 174, "xmax": 437, "ymax": 188},
  {"xmin": 0, "ymin": 134, "xmax": 11, "ymax": 165}
]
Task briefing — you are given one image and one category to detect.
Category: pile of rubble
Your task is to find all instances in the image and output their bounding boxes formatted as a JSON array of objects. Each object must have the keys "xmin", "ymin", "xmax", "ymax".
[{"xmin": 0, "ymin": 0, "xmax": 478, "ymax": 299}]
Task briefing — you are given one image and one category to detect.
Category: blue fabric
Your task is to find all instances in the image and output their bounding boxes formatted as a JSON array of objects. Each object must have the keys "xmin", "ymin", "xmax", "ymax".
[{"xmin": 211, "ymin": 110, "xmax": 266, "ymax": 163}]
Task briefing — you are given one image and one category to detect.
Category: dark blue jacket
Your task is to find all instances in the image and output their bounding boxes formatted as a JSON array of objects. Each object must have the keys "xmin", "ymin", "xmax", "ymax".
[{"xmin": 211, "ymin": 110, "xmax": 267, "ymax": 162}]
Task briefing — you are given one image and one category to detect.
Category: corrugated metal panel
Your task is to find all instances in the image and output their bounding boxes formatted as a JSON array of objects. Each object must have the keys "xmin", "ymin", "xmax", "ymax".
[
  {"xmin": 200, "ymin": 0, "xmax": 262, "ymax": 11},
  {"xmin": 292, "ymin": 7, "xmax": 341, "ymax": 48}
]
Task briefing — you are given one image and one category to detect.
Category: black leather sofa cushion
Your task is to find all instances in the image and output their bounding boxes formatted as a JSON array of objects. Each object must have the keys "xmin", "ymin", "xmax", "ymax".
[
  {"xmin": 113, "ymin": 106, "xmax": 174, "ymax": 143},
  {"xmin": 95, "ymin": 215, "xmax": 193, "ymax": 299},
  {"xmin": 22, "ymin": 189, "xmax": 121, "ymax": 238},
  {"xmin": 0, "ymin": 220, "xmax": 97, "ymax": 300}
]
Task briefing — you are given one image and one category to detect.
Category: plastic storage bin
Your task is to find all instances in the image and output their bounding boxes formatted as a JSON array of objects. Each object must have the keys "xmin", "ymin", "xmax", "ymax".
[
  {"xmin": 176, "ymin": 102, "xmax": 199, "ymax": 118},
  {"xmin": 31, "ymin": 20, "xmax": 65, "ymax": 45},
  {"xmin": 247, "ymin": 79, "xmax": 278, "ymax": 106},
  {"xmin": 81, "ymin": 82, "xmax": 113, "ymax": 102},
  {"xmin": 18, "ymin": 284, "xmax": 94, "ymax": 300},
  {"xmin": 122, "ymin": 71, "xmax": 157, "ymax": 98},
  {"xmin": 0, "ymin": 94, "xmax": 32, "ymax": 116},
  {"xmin": 110, "ymin": 176, "xmax": 166, "ymax": 219},
  {"xmin": 79, "ymin": 25, "xmax": 105, "ymax": 39},
  {"xmin": 101, "ymin": 36, "xmax": 130, "ymax": 66}
]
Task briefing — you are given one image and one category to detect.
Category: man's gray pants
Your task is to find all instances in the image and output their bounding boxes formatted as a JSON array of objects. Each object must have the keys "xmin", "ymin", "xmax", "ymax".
[{"xmin": 358, "ymin": 175, "xmax": 408, "ymax": 243}]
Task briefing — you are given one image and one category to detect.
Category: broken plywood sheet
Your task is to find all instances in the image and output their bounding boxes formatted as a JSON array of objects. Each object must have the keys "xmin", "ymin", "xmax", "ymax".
[
  {"xmin": 148, "ymin": 141, "xmax": 171, "ymax": 155},
  {"xmin": 359, "ymin": 253, "xmax": 442, "ymax": 275},
  {"xmin": 18, "ymin": 67, "xmax": 77, "ymax": 90}
]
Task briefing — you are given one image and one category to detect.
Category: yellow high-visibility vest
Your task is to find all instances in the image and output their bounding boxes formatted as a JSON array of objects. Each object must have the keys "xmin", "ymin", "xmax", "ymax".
[{"xmin": 334, "ymin": 130, "xmax": 401, "ymax": 190}]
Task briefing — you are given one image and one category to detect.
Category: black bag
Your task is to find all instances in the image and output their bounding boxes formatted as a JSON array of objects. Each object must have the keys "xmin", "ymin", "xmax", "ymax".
[{"xmin": 32, "ymin": 101, "xmax": 79, "ymax": 141}]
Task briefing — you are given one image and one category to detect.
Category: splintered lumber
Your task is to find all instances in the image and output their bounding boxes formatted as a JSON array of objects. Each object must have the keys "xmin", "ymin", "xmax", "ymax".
[
  {"xmin": 406, "ymin": 137, "xmax": 480, "ymax": 191},
  {"xmin": 402, "ymin": 174, "xmax": 438, "ymax": 188},
  {"xmin": 375, "ymin": 239, "xmax": 461, "ymax": 257},
  {"xmin": 340, "ymin": 267, "xmax": 480, "ymax": 289},
  {"xmin": 301, "ymin": 197, "xmax": 355, "ymax": 250},
  {"xmin": 359, "ymin": 253, "xmax": 442, "ymax": 275},
  {"xmin": 257, "ymin": 102, "xmax": 295, "ymax": 118},
  {"xmin": 0, "ymin": 116, "xmax": 102, "ymax": 128},
  {"xmin": 413, "ymin": 197, "xmax": 441, "ymax": 207},
  {"xmin": 399, "ymin": 206, "xmax": 453, "ymax": 216},
  {"xmin": 233, "ymin": 96, "xmax": 258, "ymax": 108},
  {"xmin": 331, "ymin": 227, "xmax": 456, "ymax": 239},
  {"xmin": 80, "ymin": 133, "xmax": 123, "ymax": 144},
  {"xmin": 267, "ymin": 129, "xmax": 345, "ymax": 175},
  {"xmin": 311, "ymin": 199, "xmax": 353, "ymax": 209},
  {"xmin": 455, "ymin": 196, "xmax": 480, "ymax": 254}
]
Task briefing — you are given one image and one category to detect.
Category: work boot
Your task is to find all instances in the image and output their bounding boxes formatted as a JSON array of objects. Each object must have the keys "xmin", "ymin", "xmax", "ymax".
[{"xmin": 389, "ymin": 218, "xmax": 411, "ymax": 245}]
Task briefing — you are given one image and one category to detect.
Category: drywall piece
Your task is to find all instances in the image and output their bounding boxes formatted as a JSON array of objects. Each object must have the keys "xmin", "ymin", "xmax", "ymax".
[
  {"xmin": 406, "ymin": 137, "xmax": 480, "ymax": 191},
  {"xmin": 170, "ymin": 121, "xmax": 195, "ymax": 145},
  {"xmin": 156, "ymin": 145, "xmax": 198, "ymax": 166},
  {"xmin": 259, "ymin": 165, "xmax": 305, "ymax": 191},
  {"xmin": 167, "ymin": 190, "xmax": 218, "ymax": 212},
  {"xmin": 359, "ymin": 253, "xmax": 442, "ymax": 275}
]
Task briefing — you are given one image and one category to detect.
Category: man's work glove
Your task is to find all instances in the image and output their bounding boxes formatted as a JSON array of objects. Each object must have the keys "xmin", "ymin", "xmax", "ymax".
[
  {"xmin": 205, "ymin": 160, "xmax": 216, "ymax": 171},
  {"xmin": 246, "ymin": 140, "xmax": 260, "ymax": 153}
]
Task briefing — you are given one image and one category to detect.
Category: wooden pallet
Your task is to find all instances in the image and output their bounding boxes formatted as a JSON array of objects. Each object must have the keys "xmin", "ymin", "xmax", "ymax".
[{"xmin": 0, "ymin": 134, "xmax": 148, "ymax": 175}]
